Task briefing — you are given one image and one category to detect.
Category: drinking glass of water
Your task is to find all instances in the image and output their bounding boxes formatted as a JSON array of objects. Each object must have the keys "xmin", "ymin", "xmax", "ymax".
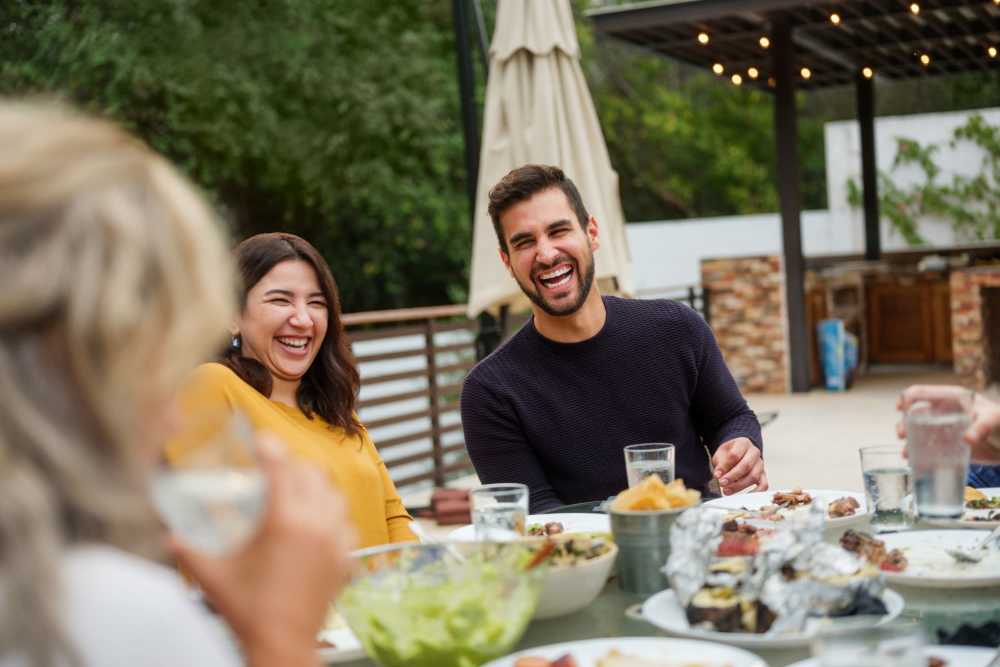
[
  {"xmin": 153, "ymin": 409, "xmax": 267, "ymax": 555},
  {"xmin": 624, "ymin": 443, "xmax": 675, "ymax": 488},
  {"xmin": 812, "ymin": 619, "xmax": 925, "ymax": 667},
  {"xmin": 859, "ymin": 445, "xmax": 912, "ymax": 532},
  {"xmin": 905, "ymin": 393, "xmax": 972, "ymax": 520},
  {"xmin": 470, "ymin": 483, "xmax": 528, "ymax": 541}
]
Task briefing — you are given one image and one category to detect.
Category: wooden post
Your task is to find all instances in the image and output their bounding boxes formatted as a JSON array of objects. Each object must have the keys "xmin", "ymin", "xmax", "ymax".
[
  {"xmin": 425, "ymin": 319, "xmax": 445, "ymax": 487},
  {"xmin": 771, "ymin": 15, "xmax": 810, "ymax": 393},
  {"xmin": 856, "ymin": 72, "xmax": 881, "ymax": 261}
]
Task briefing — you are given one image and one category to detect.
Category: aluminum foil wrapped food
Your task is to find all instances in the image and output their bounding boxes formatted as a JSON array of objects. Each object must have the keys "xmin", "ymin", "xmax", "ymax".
[
  {"xmin": 664, "ymin": 507, "xmax": 725, "ymax": 605},
  {"xmin": 756, "ymin": 501, "xmax": 886, "ymax": 634}
]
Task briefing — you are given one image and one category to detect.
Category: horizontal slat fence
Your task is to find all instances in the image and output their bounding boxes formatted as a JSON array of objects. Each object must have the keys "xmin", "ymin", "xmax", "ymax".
[{"xmin": 344, "ymin": 305, "xmax": 477, "ymax": 494}]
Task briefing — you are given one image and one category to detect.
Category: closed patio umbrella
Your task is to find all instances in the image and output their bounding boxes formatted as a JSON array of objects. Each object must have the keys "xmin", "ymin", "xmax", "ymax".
[{"xmin": 466, "ymin": 0, "xmax": 633, "ymax": 318}]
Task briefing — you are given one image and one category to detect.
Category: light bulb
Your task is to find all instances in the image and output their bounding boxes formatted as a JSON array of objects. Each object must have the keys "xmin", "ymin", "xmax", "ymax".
[
  {"xmin": 920, "ymin": 53, "xmax": 931, "ymax": 66},
  {"xmin": 801, "ymin": 67, "xmax": 812, "ymax": 79},
  {"xmin": 698, "ymin": 32, "xmax": 710, "ymax": 45},
  {"xmin": 731, "ymin": 74, "xmax": 743, "ymax": 85},
  {"xmin": 759, "ymin": 36, "xmax": 771, "ymax": 49},
  {"xmin": 909, "ymin": 3, "xmax": 920, "ymax": 14},
  {"xmin": 989, "ymin": 46, "xmax": 998, "ymax": 59},
  {"xmin": 748, "ymin": 67, "xmax": 760, "ymax": 79},
  {"xmin": 862, "ymin": 66, "xmax": 874, "ymax": 79},
  {"xmin": 712, "ymin": 63, "xmax": 724, "ymax": 75},
  {"xmin": 830, "ymin": 13, "xmax": 841, "ymax": 25}
]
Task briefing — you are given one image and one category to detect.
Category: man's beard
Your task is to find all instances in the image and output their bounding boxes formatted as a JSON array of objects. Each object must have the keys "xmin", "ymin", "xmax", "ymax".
[{"xmin": 516, "ymin": 252, "xmax": 596, "ymax": 317}]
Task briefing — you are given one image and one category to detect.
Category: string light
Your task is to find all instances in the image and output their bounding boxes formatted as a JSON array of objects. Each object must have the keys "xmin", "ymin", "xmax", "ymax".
[
  {"xmin": 920, "ymin": 53, "xmax": 931, "ymax": 66},
  {"xmin": 731, "ymin": 74, "xmax": 743, "ymax": 86},
  {"xmin": 989, "ymin": 46, "xmax": 998, "ymax": 59},
  {"xmin": 712, "ymin": 63, "xmax": 725, "ymax": 75},
  {"xmin": 759, "ymin": 36, "xmax": 771, "ymax": 49},
  {"xmin": 830, "ymin": 13, "xmax": 841, "ymax": 25},
  {"xmin": 747, "ymin": 67, "xmax": 760, "ymax": 79},
  {"xmin": 909, "ymin": 2, "xmax": 920, "ymax": 14},
  {"xmin": 697, "ymin": 32, "xmax": 710, "ymax": 45},
  {"xmin": 862, "ymin": 66, "xmax": 874, "ymax": 79},
  {"xmin": 801, "ymin": 67, "xmax": 812, "ymax": 79}
]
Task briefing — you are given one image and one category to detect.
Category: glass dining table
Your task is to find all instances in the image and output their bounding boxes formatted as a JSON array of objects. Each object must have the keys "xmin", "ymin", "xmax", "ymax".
[{"xmin": 337, "ymin": 520, "xmax": 1000, "ymax": 667}]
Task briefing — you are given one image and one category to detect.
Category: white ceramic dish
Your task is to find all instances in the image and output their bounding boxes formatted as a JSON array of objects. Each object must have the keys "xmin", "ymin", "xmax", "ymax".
[
  {"xmin": 316, "ymin": 626, "xmax": 364, "ymax": 664},
  {"xmin": 534, "ymin": 541, "xmax": 618, "ymax": 620},
  {"xmin": 925, "ymin": 487, "xmax": 1000, "ymax": 529},
  {"xmin": 448, "ymin": 512, "xmax": 611, "ymax": 541},
  {"xmin": 640, "ymin": 589, "xmax": 904, "ymax": 649},
  {"xmin": 785, "ymin": 644, "xmax": 997, "ymax": 667},
  {"xmin": 702, "ymin": 489, "xmax": 869, "ymax": 528},
  {"xmin": 482, "ymin": 636, "xmax": 767, "ymax": 667},
  {"xmin": 878, "ymin": 529, "xmax": 1000, "ymax": 588}
]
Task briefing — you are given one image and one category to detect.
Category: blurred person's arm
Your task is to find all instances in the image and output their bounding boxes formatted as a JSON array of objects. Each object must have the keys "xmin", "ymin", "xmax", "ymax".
[
  {"xmin": 897, "ymin": 384, "xmax": 1000, "ymax": 464},
  {"xmin": 169, "ymin": 436, "xmax": 356, "ymax": 667}
]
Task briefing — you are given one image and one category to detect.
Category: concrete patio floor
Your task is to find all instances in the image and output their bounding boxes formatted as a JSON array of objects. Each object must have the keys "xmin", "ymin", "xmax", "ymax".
[{"xmin": 408, "ymin": 367, "xmax": 975, "ymax": 538}]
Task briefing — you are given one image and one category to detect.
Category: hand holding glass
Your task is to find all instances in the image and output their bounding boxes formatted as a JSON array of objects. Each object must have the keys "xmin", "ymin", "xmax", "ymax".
[
  {"xmin": 624, "ymin": 443, "xmax": 675, "ymax": 488},
  {"xmin": 905, "ymin": 393, "xmax": 972, "ymax": 519},
  {"xmin": 153, "ymin": 410, "xmax": 267, "ymax": 555}
]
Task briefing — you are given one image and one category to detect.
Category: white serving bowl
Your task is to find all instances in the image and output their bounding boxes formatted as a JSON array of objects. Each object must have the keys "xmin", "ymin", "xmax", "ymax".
[{"xmin": 532, "ymin": 537, "xmax": 618, "ymax": 620}]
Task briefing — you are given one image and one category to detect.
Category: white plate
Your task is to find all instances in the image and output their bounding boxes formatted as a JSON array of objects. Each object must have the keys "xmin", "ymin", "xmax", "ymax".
[
  {"xmin": 785, "ymin": 644, "xmax": 998, "ymax": 667},
  {"xmin": 878, "ymin": 530, "xmax": 1000, "ymax": 588},
  {"xmin": 641, "ymin": 589, "xmax": 904, "ymax": 649},
  {"xmin": 929, "ymin": 487, "xmax": 1000, "ymax": 529},
  {"xmin": 317, "ymin": 626, "xmax": 365, "ymax": 664},
  {"xmin": 447, "ymin": 513, "xmax": 611, "ymax": 541},
  {"xmin": 702, "ymin": 489, "xmax": 869, "ymax": 528},
  {"xmin": 482, "ymin": 636, "xmax": 767, "ymax": 667}
]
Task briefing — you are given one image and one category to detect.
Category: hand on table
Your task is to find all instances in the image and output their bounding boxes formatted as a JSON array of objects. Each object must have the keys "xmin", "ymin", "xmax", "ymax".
[
  {"xmin": 169, "ymin": 435, "xmax": 356, "ymax": 667},
  {"xmin": 712, "ymin": 437, "xmax": 767, "ymax": 495}
]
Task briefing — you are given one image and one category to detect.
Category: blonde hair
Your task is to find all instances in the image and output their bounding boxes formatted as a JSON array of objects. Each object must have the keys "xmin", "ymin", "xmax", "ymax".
[{"xmin": 0, "ymin": 101, "xmax": 236, "ymax": 666}]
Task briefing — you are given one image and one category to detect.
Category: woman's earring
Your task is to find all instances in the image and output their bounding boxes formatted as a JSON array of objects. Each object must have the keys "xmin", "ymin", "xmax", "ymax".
[{"xmin": 231, "ymin": 333, "xmax": 241, "ymax": 350}]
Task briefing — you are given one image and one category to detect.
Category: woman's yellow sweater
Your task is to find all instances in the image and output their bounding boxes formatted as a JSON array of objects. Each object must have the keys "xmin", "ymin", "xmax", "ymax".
[{"xmin": 168, "ymin": 362, "xmax": 415, "ymax": 548}]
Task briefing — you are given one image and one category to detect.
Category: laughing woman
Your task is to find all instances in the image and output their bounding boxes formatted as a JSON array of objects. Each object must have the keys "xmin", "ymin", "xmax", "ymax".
[{"xmin": 170, "ymin": 233, "xmax": 416, "ymax": 547}]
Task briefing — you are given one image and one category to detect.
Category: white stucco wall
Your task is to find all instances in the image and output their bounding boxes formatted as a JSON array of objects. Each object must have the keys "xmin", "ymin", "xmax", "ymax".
[{"xmin": 625, "ymin": 106, "xmax": 1000, "ymax": 292}]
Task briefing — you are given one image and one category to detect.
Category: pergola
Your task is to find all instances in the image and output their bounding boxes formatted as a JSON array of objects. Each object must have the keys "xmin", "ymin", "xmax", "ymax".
[{"xmin": 588, "ymin": 0, "xmax": 1000, "ymax": 391}]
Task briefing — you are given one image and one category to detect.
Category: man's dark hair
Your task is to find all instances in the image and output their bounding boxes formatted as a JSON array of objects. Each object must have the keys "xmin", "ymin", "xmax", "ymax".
[{"xmin": 487, "ymin": 164, "xmax": 590, "ymax": 253}]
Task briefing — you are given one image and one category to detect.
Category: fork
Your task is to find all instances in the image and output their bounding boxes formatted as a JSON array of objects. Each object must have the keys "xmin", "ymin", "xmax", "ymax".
[{"xmin": 944, "ymin": 525, "xmax": 1000, "ymax": 564}]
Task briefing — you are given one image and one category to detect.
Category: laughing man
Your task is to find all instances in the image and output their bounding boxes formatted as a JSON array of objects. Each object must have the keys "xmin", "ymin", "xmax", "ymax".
[{"xmin": 460, "ymin": 165, "xmax": 766, "ymax": 513}]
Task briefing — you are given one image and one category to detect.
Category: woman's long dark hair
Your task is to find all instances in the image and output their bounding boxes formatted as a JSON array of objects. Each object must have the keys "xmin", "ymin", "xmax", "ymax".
[{"xmin": 223, "ymin": 233, "xmax": 361, "ymax": 435}]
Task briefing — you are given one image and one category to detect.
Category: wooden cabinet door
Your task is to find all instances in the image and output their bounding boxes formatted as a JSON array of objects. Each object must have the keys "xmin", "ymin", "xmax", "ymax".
[
  {"xmin": 867, "ymin": 281, "xmax": 934, "ymax": 363},
  {"xmin": 930, "ymin": 281, "xmax": 953, "ymax": 362}
]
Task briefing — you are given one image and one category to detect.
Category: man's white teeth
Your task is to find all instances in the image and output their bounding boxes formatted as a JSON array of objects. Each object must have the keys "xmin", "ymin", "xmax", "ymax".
[
  {"xmin": 546, "ymin": 272, "xmax": 572, "ymax": 287},
  {"xmin": 277, "ymin": 337, "xmax": 307, "ymax": 349},
  {"xmin": 539, "ymin": 266, "xmax": 571, "ymax": 280}
]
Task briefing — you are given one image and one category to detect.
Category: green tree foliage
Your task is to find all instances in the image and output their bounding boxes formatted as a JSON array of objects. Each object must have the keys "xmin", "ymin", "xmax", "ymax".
[
  {"xmin": 847, "ymin": 114, "xmax": 1000, "ymax": 245},
  {"xmin": 1, "ymin": 0, "xmax": 470, "ymax": 311}
]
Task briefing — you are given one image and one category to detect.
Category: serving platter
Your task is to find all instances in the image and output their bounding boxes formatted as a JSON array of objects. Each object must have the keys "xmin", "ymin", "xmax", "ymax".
[
  {"xmin": 878, "ymin": 529, "xmax": 1000, "ymax": 589},
  {"xmin": 702, "ymin": 489, "xmax": 869, "ymax": 528},
  {"xmin": 448, "ymin": 512, "xmax": 610, "ymax": 541},
  {"xmin": 482, "ymin": 636, "xmax": 767, "ymax": 667}
]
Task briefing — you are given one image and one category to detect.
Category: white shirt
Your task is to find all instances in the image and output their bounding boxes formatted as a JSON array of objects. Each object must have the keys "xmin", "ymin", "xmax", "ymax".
[{"xmin": 2, "ymin": 545, "xmax": 243, "ymax": 667}]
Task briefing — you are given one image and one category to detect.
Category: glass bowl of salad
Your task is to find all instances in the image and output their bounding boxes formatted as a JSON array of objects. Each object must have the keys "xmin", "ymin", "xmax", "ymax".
[{"xmin": 337, "ymin": 541, "xmax": 543, "ymax": 667}]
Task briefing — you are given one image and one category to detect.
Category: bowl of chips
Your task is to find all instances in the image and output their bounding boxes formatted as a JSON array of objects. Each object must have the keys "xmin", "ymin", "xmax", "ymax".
[{"xmin": 609, "ymin": 476, "xmax": 701, "ymax": 595}]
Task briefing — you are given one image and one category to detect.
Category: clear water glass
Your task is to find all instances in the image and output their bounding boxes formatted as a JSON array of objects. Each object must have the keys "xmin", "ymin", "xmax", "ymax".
[
  {"xmin": 812, "ymin": 620, "xmax": 925, "ymax": 667},
  {"xmin": 153, "ymin": 410, "xmax": 266, "ymax": 555},
  {"xmin": 859, "ymin": 445, "xmax": 912, "ymax": 532},
  {"xmin": 624, "ymin": 443, "xmax": 675, "ymax": 487},
  {"xmin": 905, "ymin": 394, "xmax": 972, "ymax": 519},
  {"xmin": 470, "ymin": 483, "xmax": 528, "ymax": 541}
]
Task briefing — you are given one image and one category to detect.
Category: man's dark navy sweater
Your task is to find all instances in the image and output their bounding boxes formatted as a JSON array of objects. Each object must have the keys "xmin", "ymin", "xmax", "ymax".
[{"xmin": 460, "ymin": 296, "xmax": 762, "ymax": 513}]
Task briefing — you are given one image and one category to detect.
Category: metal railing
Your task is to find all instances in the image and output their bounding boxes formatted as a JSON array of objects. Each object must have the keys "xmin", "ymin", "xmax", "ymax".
[
  {"xmin": 635, "ymin": 284, "xmax": 711, "ymax": 324},
  {"xmin": 344, "ymin": 305, "xmax": 478, "ymax": 492}
]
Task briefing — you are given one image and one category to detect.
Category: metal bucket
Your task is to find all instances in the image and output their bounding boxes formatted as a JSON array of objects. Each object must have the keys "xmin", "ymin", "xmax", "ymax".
[{"xmin": 609, "ymin": 506, "xmax": 686, "ymax": 595}]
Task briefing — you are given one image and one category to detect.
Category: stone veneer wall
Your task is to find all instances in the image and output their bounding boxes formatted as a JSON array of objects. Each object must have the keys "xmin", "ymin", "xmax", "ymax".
[
  {"xmin": 951, "ymin": 267, "xmax": 1000, "ymax": 389},
  {"xmin": 701, "ymin": 256, "xmax": 788, "ymax": 394}
]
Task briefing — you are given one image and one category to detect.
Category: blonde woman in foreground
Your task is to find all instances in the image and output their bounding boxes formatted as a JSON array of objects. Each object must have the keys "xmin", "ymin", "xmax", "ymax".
[{"xmin": 0, "ymin": 101, "xmax": 355, "ymax": 667}]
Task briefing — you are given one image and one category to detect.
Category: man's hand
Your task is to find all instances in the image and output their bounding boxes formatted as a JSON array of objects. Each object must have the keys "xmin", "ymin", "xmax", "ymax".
[{"xmin": 712, "ymin": 437, "xmax": 767, "ymax": 495}]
